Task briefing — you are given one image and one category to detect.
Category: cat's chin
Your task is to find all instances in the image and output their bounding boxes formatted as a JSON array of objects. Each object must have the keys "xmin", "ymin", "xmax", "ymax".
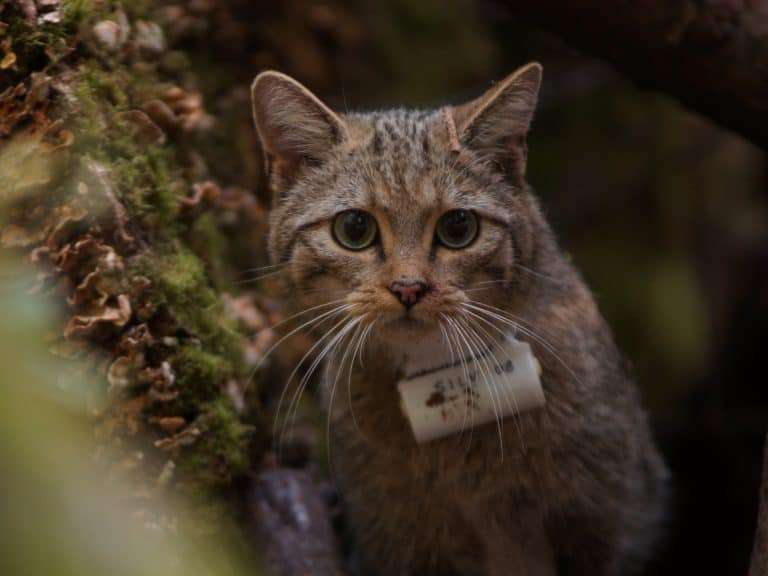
[{"xmin": 376, "ymin": 314, "xmax": 440, "ymax": 342}]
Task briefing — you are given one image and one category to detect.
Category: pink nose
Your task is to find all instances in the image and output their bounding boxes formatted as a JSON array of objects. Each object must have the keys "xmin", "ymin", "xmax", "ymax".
[{"xmin": 389, "ymin": 280, "xmax": 430, "ymax": 309}]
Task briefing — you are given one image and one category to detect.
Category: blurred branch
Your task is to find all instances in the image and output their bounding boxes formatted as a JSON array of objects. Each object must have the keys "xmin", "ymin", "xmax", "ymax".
[
  {"xmin": 250, "ymin": 468, "xmax": 345, "ymax": 576},
  {"xmin": 499, "ymin": 0, "xmax": 768, "ymax": 148},
  {"xmin": 750, "ymin": 434, "xmax": 768, "ymax": 576}
]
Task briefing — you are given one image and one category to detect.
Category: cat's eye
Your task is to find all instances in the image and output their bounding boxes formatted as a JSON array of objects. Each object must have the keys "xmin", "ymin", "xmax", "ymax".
[
  {"xmin": 332, "ymin": 210, "xmax": 378, "ymax": 250},
  {"xmin": 435, "ymin": 209, "xmax": 478, "ymax": 249}
]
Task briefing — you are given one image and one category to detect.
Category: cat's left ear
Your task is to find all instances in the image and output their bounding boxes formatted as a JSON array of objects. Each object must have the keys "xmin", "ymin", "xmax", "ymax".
[
  {"xmin": 251, "ymin": 71, "xmax": 348, "ymax": 195},
  {"xmin": 452, "ymin": 62, "xmax": 542, "ymax": 182}
]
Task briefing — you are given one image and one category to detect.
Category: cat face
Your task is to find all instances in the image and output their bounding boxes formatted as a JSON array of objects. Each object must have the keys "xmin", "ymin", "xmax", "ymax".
[{"xmin": 251, "ymin": 64, "xmax": 542, "ymax": 346}]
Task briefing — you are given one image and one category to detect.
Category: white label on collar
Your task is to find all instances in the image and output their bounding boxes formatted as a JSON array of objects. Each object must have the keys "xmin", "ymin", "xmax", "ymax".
[{"xmin": 397, "ymin": 333, "xmax": 545, "ymax": 443}]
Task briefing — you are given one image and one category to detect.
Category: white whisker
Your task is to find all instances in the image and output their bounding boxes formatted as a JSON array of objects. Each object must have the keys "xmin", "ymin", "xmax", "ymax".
[
  {"xmin": 240, "ymin": 262, "xmax": 289, "ymax": 275},
  {"xmin": 268, "ymin": 306, "xmax": 355, "ymax": 453},
  {"xmin": 258, "ymin": 298, "xmax": 348, "ymax": 336},
  {"xmin": 463, "ymin": 300, "xmax": 583, "ymax": 387},
  {"xmin": 325, "ymin": 317, "xmax": 367, "ymax": 469},
  {"xmin": 346, "ymin": 318, "xmax": 376, "ymax": 436},
  {"xmin": 459, "ymin": 309, "xmax": 527, "ymax": 450},
  {"xmin": 235, "ymin": 268, "xmax": 289, "ymax": 285},
  {"xmin": 356, "ymin": 318, "xmax": 376, "ymax": 370},
  {"xmin": 452, "ymin": 315, "xmax": 506, "ymax": 461},
  {"xmin": 513, "ymin": 263, "xmax": 564, "ymax": 285},
  {"xmin": 280, "ymin": 315, "xmax": 361, "ymax": 450},
  {"xmin": 250, "ymin": 302, "xmax": 353, "ymax": 387},
  {"xmin": 446, "ymin": 314, "xmax": 503, "ymax": 459},
  {"xmin": 439, "ymin": 316, "xmax": 473, "ymax": 445}
]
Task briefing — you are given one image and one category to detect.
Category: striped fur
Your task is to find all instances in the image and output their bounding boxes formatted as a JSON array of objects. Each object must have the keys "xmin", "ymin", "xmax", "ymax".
[{"xmin": 251, "ymin": 64, "xmax": 667, "ymax": 576}]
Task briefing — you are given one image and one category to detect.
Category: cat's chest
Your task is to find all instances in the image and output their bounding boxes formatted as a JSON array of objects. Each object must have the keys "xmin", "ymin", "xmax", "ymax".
[{"xmin": 333, "ymin": 388, "xmax": 553, "ymax": 506}]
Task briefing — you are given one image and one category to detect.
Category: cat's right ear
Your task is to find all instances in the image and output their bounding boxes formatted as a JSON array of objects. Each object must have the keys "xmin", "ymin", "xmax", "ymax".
[
  {"xmin": 251, "ymin": 71, "xmax": 348, "ymax": 195},
  {"xmin": 452, "ymin": 62, "xmax": 542, "ymax": 184}
]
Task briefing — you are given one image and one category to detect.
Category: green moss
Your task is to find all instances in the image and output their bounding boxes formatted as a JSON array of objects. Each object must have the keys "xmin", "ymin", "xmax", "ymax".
[
  {"xmin": 3, "ymin": 0, "xmax": 267, "ymax": 500},
  {"xmin": 61, "ymin": 0, "xmax": 95, "ymax": 28},
  {"xmin": 181, "ymin": 398, "xmax": 254, "ymax": 486},
  {"xmin": 144, "ymin": 247, "xmax": 212, "ymax": 310},
  {"xmin": 70, "ymin": 63, "xmax": 181, "ymax": 229},
  {"xmin": 95, "ymin": 94, "xmax": 246, "ymax": 419},
  {"xmin": 1, "ymin": 0, "xmax": 100, "ymax": 81},
  {"xmin": 172, "ymin": 346, "xmax": 233, "ymax": 415},
  {"xmin": 2, "ymin": 17, "xmax": 64, "ymax": 79},
  {"xmin": 79, "ymin": 64, "xmax": 130, "ymax": 109},
  {"xmin": 135, "ymin": 245, "xmax": 258, "ymax": 489},
  {"xmin": 187, "ymin": 213, "xmax": 231, "ymax": 287},
  {"xmin": 134, "ymin": 247, "xmax": 242, "ymax": 357},
  {"xmin": 112, "ymin": 144, "xmax": 179, "ymax": 227}
]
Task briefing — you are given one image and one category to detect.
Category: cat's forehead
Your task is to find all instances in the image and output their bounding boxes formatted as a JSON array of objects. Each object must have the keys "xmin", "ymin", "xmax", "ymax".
[
  {"xmin": 353, "ymin": 109, "xmax": 438, "ymax": 158},
  {"xmin": 349, "ymin": 109, "xmax": 441, "ymax": 163},
  {"xmin": 285, "ymin": 108, "xmax": 507, "ymax": 225},
  {"xmin": 342, "ymin": 109, "xmax": 453, "ymax": 209}
]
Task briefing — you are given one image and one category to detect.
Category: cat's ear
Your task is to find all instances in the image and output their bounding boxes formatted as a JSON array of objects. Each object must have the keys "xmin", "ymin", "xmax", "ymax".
[
  {"xmin": 452, "ymin": 62, "xmax": 542, "ymax": 182},
  {"xmin": 251, "ymin": 71, "xmax": 348, "ymax": 192}
]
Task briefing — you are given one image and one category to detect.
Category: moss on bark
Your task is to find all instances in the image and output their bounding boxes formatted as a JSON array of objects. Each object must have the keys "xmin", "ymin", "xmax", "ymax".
[{"xmin": 1, "ymin": 1, "xmax": 268, "ymax": 520}]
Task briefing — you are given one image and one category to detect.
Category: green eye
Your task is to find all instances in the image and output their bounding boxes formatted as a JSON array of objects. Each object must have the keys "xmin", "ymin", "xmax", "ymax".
[
  {"xmin": 332, "ymin": 210, "xmax": 378, "ymax": 250},
  {"xmin": 436, "ymin": 209, "xmax": 479, "ymax": 249}
]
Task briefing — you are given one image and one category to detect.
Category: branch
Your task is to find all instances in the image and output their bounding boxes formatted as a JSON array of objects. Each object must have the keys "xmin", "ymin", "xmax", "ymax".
[
  {"xmin": 250, "ymin": 468, "xmax": 345, "ymax": 576},
  {"xmin": 499, "ymin": 0, "xmax": 768, "ymax": 149}
]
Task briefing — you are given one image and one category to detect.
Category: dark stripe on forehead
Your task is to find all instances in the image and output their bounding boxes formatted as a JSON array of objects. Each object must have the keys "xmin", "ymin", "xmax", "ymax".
[
  {"xmin": 371, "ymin": 130, "xmax": 383, "ymax": 155},
  {"xmin": 383, "ymin": 120, "xmax": 398, "ymax": 139},
  {"xmin": 407, "ymin": 119, "xmax": 418, "ymax": 140},
  {"xmin": 421, "ymin": 132, "xmax": 431, "ymax": 157}
]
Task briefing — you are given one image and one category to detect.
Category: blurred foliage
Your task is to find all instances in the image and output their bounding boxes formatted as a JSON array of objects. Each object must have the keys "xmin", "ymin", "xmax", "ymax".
[
  {"xmin": 0, "ymin": 0, "xmax": 272, "ymax": 539},
  {"xmin": 0, "ymin": 254, "xmax": 257, "ymax": 576}
]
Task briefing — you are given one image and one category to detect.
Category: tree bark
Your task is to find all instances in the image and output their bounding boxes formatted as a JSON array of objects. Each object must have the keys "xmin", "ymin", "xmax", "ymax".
[{"xmin": 499, "ymin": 0, "xmax": 768, "ymax": 149}]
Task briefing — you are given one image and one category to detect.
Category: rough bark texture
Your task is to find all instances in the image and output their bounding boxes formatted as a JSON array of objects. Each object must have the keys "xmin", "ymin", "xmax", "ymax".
[
  {"xmin": 500, "ymin": 0, "xmax": 768, "ymax": 148},
  {"xmin": 0, "ymin": 0, "xmax": 300, "ymax": 537}
]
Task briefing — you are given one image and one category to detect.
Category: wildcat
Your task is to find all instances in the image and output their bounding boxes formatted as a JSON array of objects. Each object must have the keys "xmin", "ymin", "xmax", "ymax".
[{"xmin": 251, "ymin": 63, "xmax": 668, "ymax": 576}]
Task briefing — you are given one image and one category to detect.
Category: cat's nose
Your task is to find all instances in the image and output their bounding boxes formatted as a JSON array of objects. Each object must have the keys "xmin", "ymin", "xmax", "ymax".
[{"xmin": 389, "ymin": 280, "xmax": 430, "ymax": 309}]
